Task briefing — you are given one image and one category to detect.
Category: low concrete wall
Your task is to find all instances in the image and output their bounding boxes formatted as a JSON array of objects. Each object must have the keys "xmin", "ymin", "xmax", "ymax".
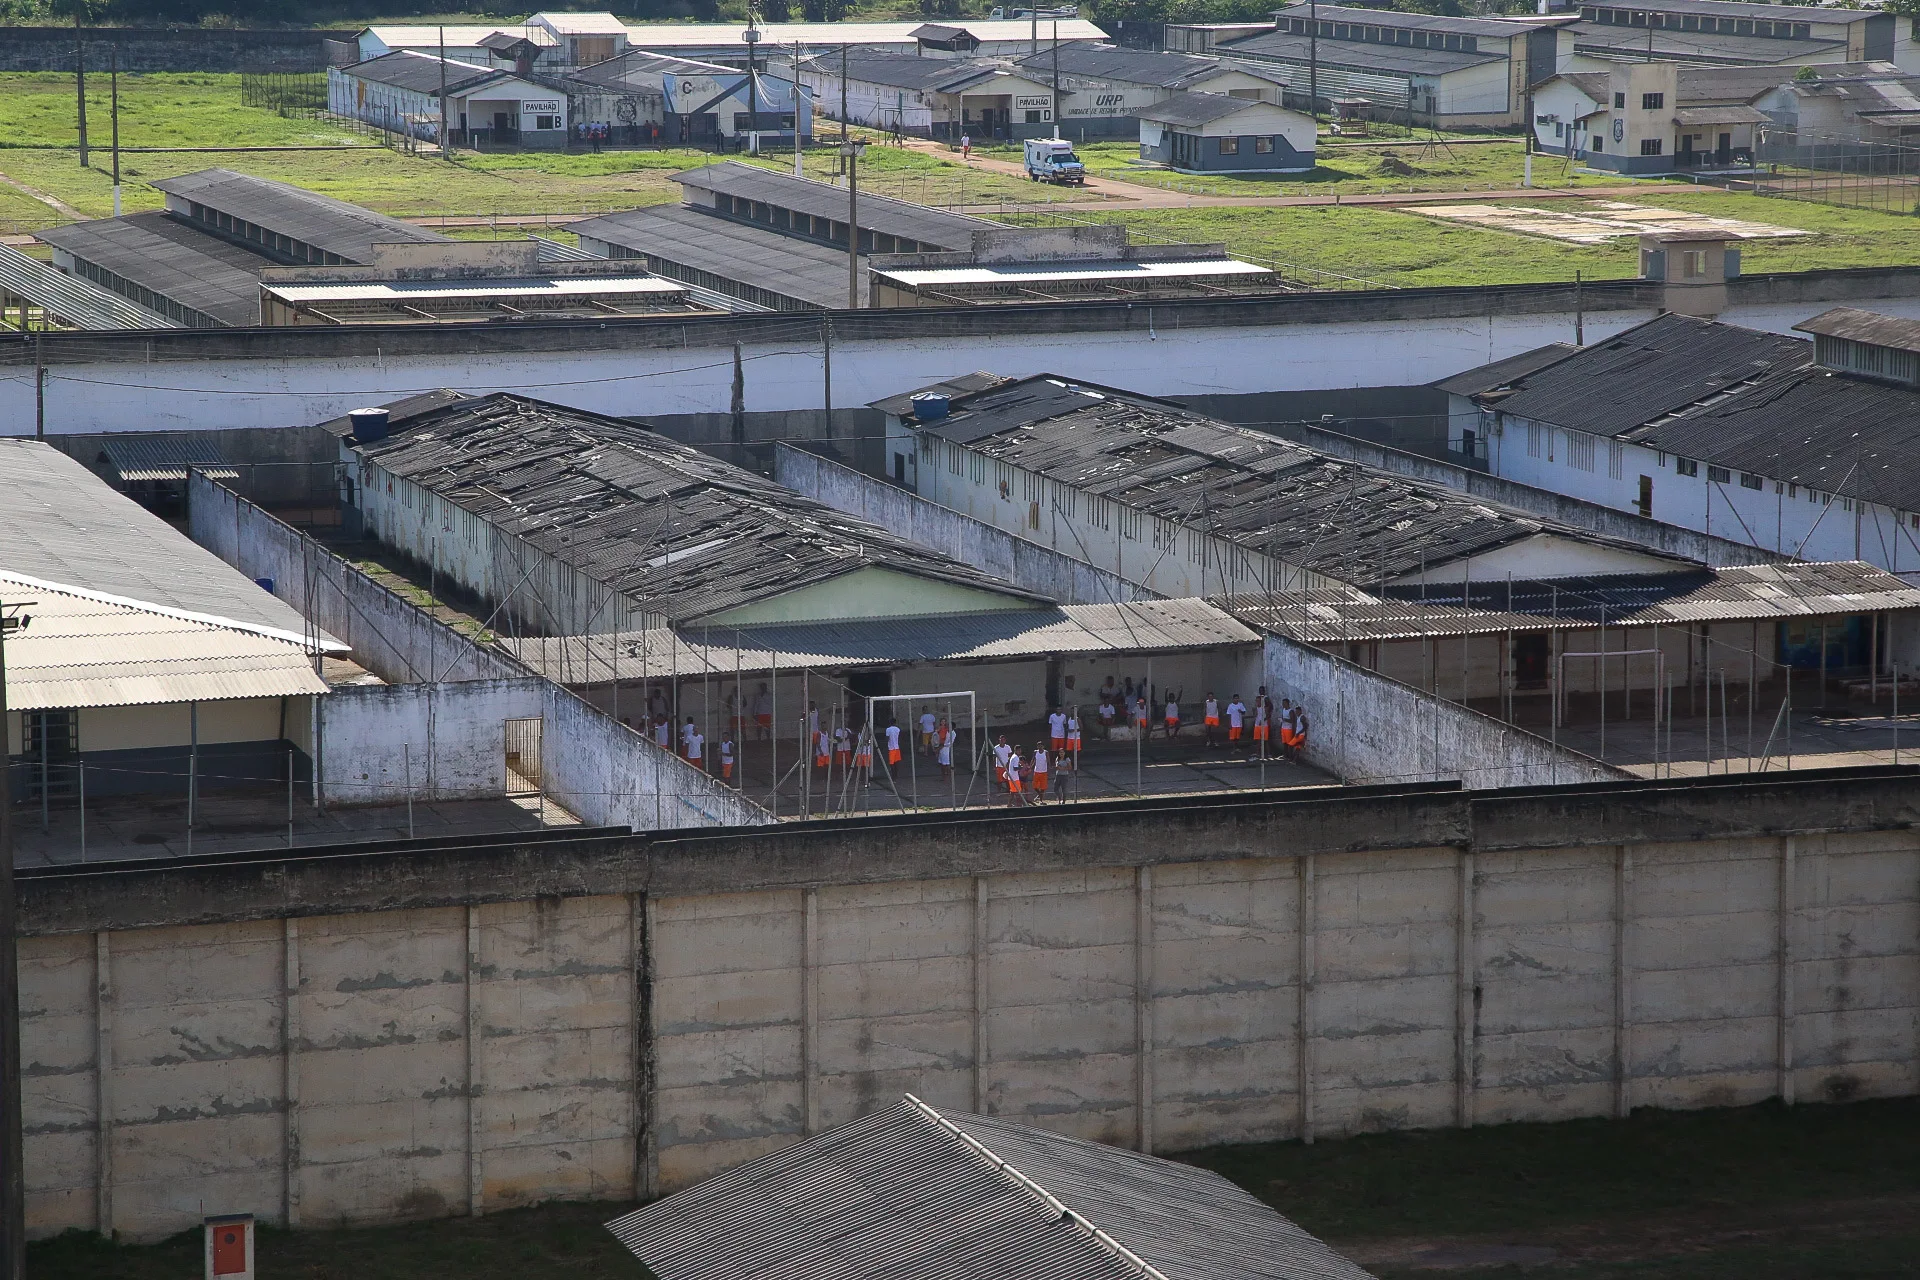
[
  {"xmin": 773, "ymin": 444, "xmax": 1151, "ymax": 607},
  {"xmin": 318, "ymin": 680, "xmax": 547, "ymax": 805},
  {"xmin": 16, "ymin": 771, "xmax": 1918, "ymax": 1241},
  {"xmin": 1263, "ymin": 635, "xmax": 1629, "ymax": 788},
  {"xmin": 1259, "ymin": 421, "xmax": 1781, "ymax": 569},
  {"xmin": 190, "ymin": 470, "xmax": 526, "ymax": 685}
]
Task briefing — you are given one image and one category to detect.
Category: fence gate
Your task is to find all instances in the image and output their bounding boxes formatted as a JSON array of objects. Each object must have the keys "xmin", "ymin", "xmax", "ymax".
[{"xmin": 504, "ymin": 717, "xmax": 544, "ymax": 797}]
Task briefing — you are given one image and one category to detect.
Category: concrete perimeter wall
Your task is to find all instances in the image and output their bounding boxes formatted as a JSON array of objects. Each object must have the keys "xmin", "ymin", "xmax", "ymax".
[
  {"xmin": 15, "ymin": 772, "xmax": 1919, "ymax": 1240},
  {"xmin": 1264, "ymin": 636, "xmax": 1630, "ymax": 788},
  {"xmin": 318, "ymin": 681, "xmax": 548, "ymax": 806},
  {"xmin": 773, "ymin": 444, "xmax": 1150, "ymax": 607}
]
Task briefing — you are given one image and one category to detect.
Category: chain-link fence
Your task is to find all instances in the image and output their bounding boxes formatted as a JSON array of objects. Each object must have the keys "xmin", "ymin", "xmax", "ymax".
[{"xmin": 1744, "ymin": 127, "xmax": 1920, "ymax": 215}]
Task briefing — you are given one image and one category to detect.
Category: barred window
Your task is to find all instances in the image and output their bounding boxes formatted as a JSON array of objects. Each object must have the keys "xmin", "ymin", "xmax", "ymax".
[{"xmin": 1569, "ymin": 432, "xmax": 1595, "ymax": 472}]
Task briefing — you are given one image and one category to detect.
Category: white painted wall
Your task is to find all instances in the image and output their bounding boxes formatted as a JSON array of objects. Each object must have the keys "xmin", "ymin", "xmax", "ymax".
[{"xmin": 1487, "ymin": 411, "xmax": 1920, "ymax": 573}]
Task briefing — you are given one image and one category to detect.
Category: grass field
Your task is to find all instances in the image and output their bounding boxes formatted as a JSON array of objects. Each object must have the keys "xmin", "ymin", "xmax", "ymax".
[
  {"xmin": 27, "ymin": 1098, "xmax": 1919, "ymax": 1280},
  {"xmin": 0, "ymin": 72, "xmax": 1051, "ymax": 233},
  {"xmin": 1093, "ymin": 188, "xmax": 1920, "ymax": 288}
]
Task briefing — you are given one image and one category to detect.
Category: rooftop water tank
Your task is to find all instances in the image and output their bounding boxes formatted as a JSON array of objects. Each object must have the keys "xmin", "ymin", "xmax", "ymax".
[{"xmin": 910, "ymin": 392, "xmax": 951, "ymax": 421}]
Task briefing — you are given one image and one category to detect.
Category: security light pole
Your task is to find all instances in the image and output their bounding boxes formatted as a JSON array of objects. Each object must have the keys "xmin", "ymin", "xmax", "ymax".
[
  {"xmin": 1308, "ymin": 0, "xmax": 1319, "ymax": 127},
  {"xmin": 842, "ymin": 138, "xmax": 865, "ymax": 308},
  {"xmin": 0, "ymin": 602, "xmax": 35, "ymax": 1280},
  {"xmin": 744, "ymin": 11, "xmax": 761, "ymax": 154},
  {"xmin": 75, "ymin": 10, "xmax": 88, "ymax": 169},
  {"xmin": 110, "ymin": 43, "xmax": 121, "ymax": 215},
  {"xmin": 439, "ymin": 25, "xmax": 451, "ymax": 161}
]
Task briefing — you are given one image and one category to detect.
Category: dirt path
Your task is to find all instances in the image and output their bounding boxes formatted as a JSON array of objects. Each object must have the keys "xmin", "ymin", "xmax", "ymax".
[
  {"xmin": 0, "ymin": 169, "xmax": 86, "ymax": 220},
  {"xmin": 1331, "ymin": 1192, "xmax": 1920, "ymax": 1272}
]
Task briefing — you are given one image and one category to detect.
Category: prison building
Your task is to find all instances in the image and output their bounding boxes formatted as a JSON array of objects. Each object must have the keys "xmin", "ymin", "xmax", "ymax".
[
  {"xmin": 1559, "ymin": 0, "xmax": 1902, "ymax": 72},
  {"xmin": 886, "ymin": 373, "xmax": 1693, "ymax": 606},
  {"xmin": 560, "ymin": 49, "xmax": 811, "ymax": 147},
  {"xmin": 328, "ymin": 51, "xmax": 570, "ymax": 147},
  {"xmin": 0, "ymin": 440, "xmax": 338, "ymax": 807},
  {"xmin": 1530, "ymin": 61, "xmax": 1788, "ymax": 172},
  {"xmin": 1456, "ymin": 308, "xmax": 1920, "ymax": 573},
  {"xmin": 572, "ymin": 161, "xmax": 995, "ymax": 310},
  {"xmin": 1209, "ymin": 4, "xmax": 1570, "ymax": 127},
  {"xmin": 1136, "ymin": 92, "xmax": 1317, "ymax": 174},
  {"xmin": 796, "ymin": 50, "xmax": 1058, "ymax": 141},
  {"xmin": 1011, "ymin": 43, "xmax": 1290, "ymax": 139},
  {"xmin": 36, "ymin": 168, "xmax": 452, "ymax": 328},
  {"xmin": 339, "ymin": 391, "xmax": 1047, "ymax": 644}
]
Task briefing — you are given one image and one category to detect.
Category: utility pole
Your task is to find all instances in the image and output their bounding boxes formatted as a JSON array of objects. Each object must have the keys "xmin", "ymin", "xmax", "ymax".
[
  {"xmin": 110, "ymin": 43, "xmax": 120, "ymax": 215},
  {"xmin": 439, "ymin": 25, "xmax": 451, "ymax": 160},
  {"xmin": 1307, "ymin": 0, "xmax": 1318, "ymax": 127},
  {"xmin": 0, "ymin": 601, "xmax": 35, "ymax": 1280},
  {"xmin": 842, "ymin": 138, "xmax": 865, "ymax": 308},
  {"xmin": 744, "ymin": 8, "xmax": 761, "ymax": 154},
  {"xmin": 1051, "ymin": 20, "xmax": 1060, "ymax": 139},
  {"xmin": 793, "ymin": 39, "xmax": 805, "ymax": 176},
  {"xmin": 840, "ymin": 42, "xmax": 849, "ymax": 145},
  {"xmin": 75, "ymin": 10, "xmax": 88, "ymax": 169}
]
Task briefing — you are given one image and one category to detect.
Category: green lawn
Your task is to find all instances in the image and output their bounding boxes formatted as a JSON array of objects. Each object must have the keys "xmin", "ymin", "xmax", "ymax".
[
  {"xmin": 1094, "ymin": 189, "xmax": 1920, "ymax": 288},
  {"xmin": 27, "ymin": 1098, "xmax": 1919, "ymax": 1280},
  {"xmin": 0, "ymin": 72, "xmax": 372, "ymax": 151}
]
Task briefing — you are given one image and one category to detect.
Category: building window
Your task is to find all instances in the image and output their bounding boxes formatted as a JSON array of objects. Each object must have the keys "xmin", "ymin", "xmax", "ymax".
[
  {"xmin": 1255, "ymin": 136, "xmax": 1274, "ymax": 153},
  {"xmin": 1641, "ymin": 92, "xmax": 1664, "ymax": 109},
  {"xmin": 1740, "ymin": 472, "xmax": 1764, "ymax": 490},
  {"xmin": 1218, "ymin": 137, "xmax": 1240, "ymax": 155},
  {"xmin": 1608, "ymin": 439, "xmax": 1624, "ymax": 480},
  {"xmin": 1592, "ymin": 135, "xmax": 1603, "ymax": 153},
  {"xmin": 1569, "ymin": 432, "xmax": 1595, "ymax": 472},
  {"xmin": 534, "ymin": 114, "xmax": 559, "ymax": 130},
  {"xmin": 1527, "ymin": 423, "xmax": 1542, "ymax": 457},
  {"xmin": 1614, "ymin": 91, "xmax": 1626, "ymax": 108},
  {"xmin": 1024, "ymin": 109, "xmax": 1044, "ymax": 123},
  {"xmin": 1555, "ymin": 121, "xmax": 1565, "ymax": 138},
  {"xmin": 1707, "ymin": 465, "xmax": 1731, "ymax": 483},
  {"xmin": 1640, "ymin": 138, "xmax": 1663, "ymax": 156},
  {"xmin": 1676, "ymin": 457, "xmax": 1698, "ymax": 477},
  {"xmin": 1682, "ymin": 249, "xmax": 1707, "ymax": 277}
]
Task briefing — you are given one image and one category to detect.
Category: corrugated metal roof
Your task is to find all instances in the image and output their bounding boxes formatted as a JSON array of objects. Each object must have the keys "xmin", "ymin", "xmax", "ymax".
[
  {"xmin": 1017, "ymin": 43, "xmax": 1266, "ymax": 90},
  {"xmin": 1568, "ymin": 23, "xmax": 1843, "ymax": 65},
  {"xmin": 0, "ymin": 573, "xmax": 329, "ymax": 711},
  {"xmin": 36, "ymin": 211, "xmax": 271, "ymax": 327},
  {"xmin": 915, "ymin": 375, "xmax": 1682, "ymax": 587},
  {"xmin": 1793, "ymin": 306, "xmax": 1920, "ymax": 355},
  {"xmin": 620, "ymin": 18, "xmax": 1111, "ymax": 47},
  {"xmin": 1673, "ymin": 104, "xmax": 1770, "ymax": 125},
  {"xmin": 605, "ymin": 1095, "xmax": 1375, "ymax": 1280},
  {"xmin": 877, "ymin": 258, "xmax": 1272, "ymax": 286},
  {"xmin": 1222, "ymin": 27, "xmax": 1503, "ymax": 76},
  {"xmin": 573, "ymin": 203, "xmax": 851, "ymax": 308},
  {"xmin": 0, "ymin": 440, "xmax": 340, "ymax": 648},
  {"xmin": 502, "ymin": 598, "xmax": 1257, "ymax": 679},
  {"xmin": 95, "ymin": 433, "xmax": 239, "ymax": 482},
  {"xmin": 1220, "ymin": 561, "xmax": 1920, "ymax": 641},
  {"xmin": 352, "ymin": 393, "xmax": 1046, "ymax": 626},
  {"xmin": 1430, "ymin": 342, "xmax": 1576, "ymax": 398},
  {"xmin": 1485, "ymin": 313, "xmax": 1810, "ymax": 441},
  {"xmin": 338, "ymin": 50, "xmax": 507, "ymax": 95},
  {"xmin": 0, "ymin": 243, "xmax": 182, "ymax": 331},
  {"xmin": 150, "ymin": 169, "xmax": 448, "ymax": 264},
  {"xmin": 802, "ymin": 50, "xmax": 1013, "ymax": 93},
  {"xmin": 675, "ymin": 161, "xmax": 996, "ymax": 250},
  {"xmin": 1137, "ymin": 91, "xmax": 1270, "ymax": 127},
  {"xmin": 869, "ymin": 371, "xmax": 1012, "ymax": 417}
]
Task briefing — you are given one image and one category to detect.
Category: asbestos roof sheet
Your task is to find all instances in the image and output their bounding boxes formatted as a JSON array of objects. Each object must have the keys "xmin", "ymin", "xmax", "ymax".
[
  {"xmin": 36, "ymin": 211, "xmax": 271, "ymax": 327},
  {"xmin": 505, "ymin": 598, "xmax": 1257, "ymax": 679},
  {"xmin": 0, "ymin": 242, "xmax": 181, "ymax": 331},
  {"xmin": 804, "ymin": 50, "xmax": 1008, "ymax": 93},
  {"xmin": 623, "ymin": 18, "xmax": 1110, "ymax": 47},
  {"xmin": 150, "ymin": 169, "xmax": 448, "ymax": 264},
  {"xmin": 1272, "ymin": 3, "xmax": 1552, "ymax": 38},
  {"xmin": 1221, "ymin": 561, "xmax": 1920, "ymax": 641},
  {"xmin": 869, "ymin": 371, "xmax": 1013, "ymax": 417},
  {"xmin": 95, "ymin": 433, "xmax": 239, "ymax": 483},
  {"xmin": 340, "ymin": 50, "xmax": 507, "ymax": 95},
  {"xmin": 351, "ymin": 393, "xmax": 1044, "ymax": 625},
  {"xmin": 918, "ymin": 376, "xmax": 1672, "ymax": 586},
  {"xmin": 1673, "ymin": 104, "xmax": 1770, "ymax": 125},
  {"xmin": 572, "ymin": 203, "xmax": 852, "ymax": 307},
  {"xmin": 0, "ymin": 440, "xmax": 338, "ymax": 648},
  {"xmin": 1430, "ymin": 342, "xmax": 1577, "ymax": 397},
  {"xmin": 1484, "ymin": 312, "xmax": 1812, "ymax": 440},
  {"xmin": 606, "ymin": 1095, "xmax": 1373, "ymax": 1280},
  {"xmin": 0, "ymin": 572, "xmax": 329, "ymax": 711},
  {"xmin": 1137, "ymin": 91, "xmax": 1268, "ymax": 127},
  {"xmin": 1016, "ymin": 43, "xmax": 1257, "ymax": 89},
  {"xmin": 674, "ymin": 161, "xmax": 995, "ymax": 250},
  {"xmin": 1221, "ymin": 28, "xmax": 1502, "ymax": 76},
  {"xmin": 264, "ymin": 274, "xmax": 689, "ymax": 303},
  {"xmin": 1793, "ymin": 306, "xmax": 1920, "ymax": 354},
  {"xmin": 1568, "ymin": 23, "xmax": 1844, "ymax": 65}
]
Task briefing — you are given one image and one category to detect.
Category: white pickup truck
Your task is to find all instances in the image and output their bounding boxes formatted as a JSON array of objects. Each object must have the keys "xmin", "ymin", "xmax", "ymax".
[{"xmin": 1023, "ymin": 137, "xmax": 1086, "ymax": 185}]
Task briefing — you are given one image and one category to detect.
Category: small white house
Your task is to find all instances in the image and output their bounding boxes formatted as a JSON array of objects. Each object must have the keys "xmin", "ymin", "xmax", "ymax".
[{"xmin": 1137, "ymin": 92, "xmax": 1316, "ymax": 173}]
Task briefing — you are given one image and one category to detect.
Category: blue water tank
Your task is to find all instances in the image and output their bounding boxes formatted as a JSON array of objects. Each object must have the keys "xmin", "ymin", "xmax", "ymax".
[{"xmin": 910, "ymin": 392, "xmax": 951, "ymax": 421}]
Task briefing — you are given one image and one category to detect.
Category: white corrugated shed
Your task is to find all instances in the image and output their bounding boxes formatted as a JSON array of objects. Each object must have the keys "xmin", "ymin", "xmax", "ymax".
[{"xmin": 0, "ymin": 573, "xmax": 329, "ymax": 711}]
